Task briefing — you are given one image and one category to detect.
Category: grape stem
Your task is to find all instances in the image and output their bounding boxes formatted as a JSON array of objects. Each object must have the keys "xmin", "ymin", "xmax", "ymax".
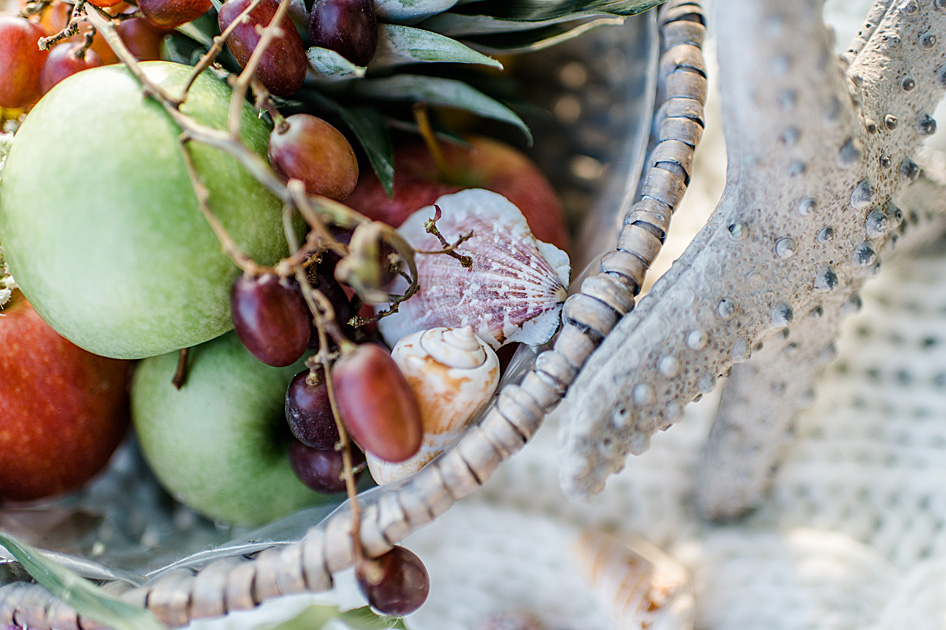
[
  {"xmin": 281, "ymin": 205, "xmax": 365, "ymax": 567},
  {"xmin": 37, "ymin": 0, "xmax": 85, "ymax": 51},
  {"xmin": 176, "ymin": 0, "xmax": 270, "ymax": 105},
  {"xmin": 225, "ymin": 0, "xmax": 292, "ymax": 139}
]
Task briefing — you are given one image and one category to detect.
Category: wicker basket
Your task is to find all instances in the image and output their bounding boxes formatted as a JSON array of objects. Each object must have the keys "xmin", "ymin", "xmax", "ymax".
[{"xmin": 0, "ymin": 2, "xmax": 707, "ymax": 627}]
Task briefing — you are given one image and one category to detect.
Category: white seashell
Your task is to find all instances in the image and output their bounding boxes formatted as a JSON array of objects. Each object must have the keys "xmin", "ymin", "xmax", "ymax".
[
  {"xmin": 573, "ymin": 531, "xmax": 695, "ymax": 630},
  {"xmin": 377, "ymin": 188, "xmax": 570, "ymax": 350},
  {"xmin": 368, "ymin": 326, "xmax": 500, "ymax": 484}
]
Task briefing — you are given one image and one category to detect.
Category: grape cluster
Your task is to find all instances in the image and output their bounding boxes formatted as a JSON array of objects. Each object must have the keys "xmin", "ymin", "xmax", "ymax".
[
  {"xmin": 228, "ymin": 231, "xmax": 429, "ymax": 617},
  {"xmin": 216, "ymin": 0, "xmax": 379, "ymax": 97}
]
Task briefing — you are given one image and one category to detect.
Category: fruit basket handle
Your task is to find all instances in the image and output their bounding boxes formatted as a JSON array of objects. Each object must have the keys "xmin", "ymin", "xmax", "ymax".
[{"xmin": 0, "ymin": 1, "xmax": 707, "ymax": 627}]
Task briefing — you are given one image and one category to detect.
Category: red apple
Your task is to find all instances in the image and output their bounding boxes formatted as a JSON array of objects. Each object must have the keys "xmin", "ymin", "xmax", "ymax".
[
  {"xmin": 0, "ymin": 291, "xmax": 131, "ymax": 502},
  {"xmin": 344, "ymin": 135, "xmax": 571, "ymax": 253}
]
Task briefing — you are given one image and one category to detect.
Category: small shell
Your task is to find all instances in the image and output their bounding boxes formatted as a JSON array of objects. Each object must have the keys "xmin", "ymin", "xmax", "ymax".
[
  {"xmin": 368, "ymin": 326, "xmax": 500, "ymax": 484},
  {"xmin": 377, "ymin": 189, "xmax": 570, "ymax": 349},
  {"xmin": 573, "ymin": 531, "xmax": 694, "ymax": 630}
]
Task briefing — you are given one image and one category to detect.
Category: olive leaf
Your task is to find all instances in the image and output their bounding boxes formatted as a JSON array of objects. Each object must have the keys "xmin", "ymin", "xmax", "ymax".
[
  {"xmin": 336, "ymin": 606, "xmax": 407, "ymax": 629},
  {"xmin": 351, "ymin": 75, "xmax": 532, "ymax": 144},
  {"xmin": 452, "ymin": 0, "xmax": 664, "ymax": 20},
  {"xmin": 373, "ymin": 0, "xmax": 462, "ymax": 23},
  {"xmin": 459, "ymin": 16, "xmax": 626, "ymax": 54},
  {"xmin": 0, "ymin": 533, "xmax": 166, "ymax": 630},
  {"xmin": 370, "ymin": 24, "xmax": 502, "ymax": 70},
  {"xmin": 307, "ymin": 47, "xmax": 368, "ymax": 80},
  {"xmin": 420, "ymin": 11, "xmax": 606, "ymax": 36}
]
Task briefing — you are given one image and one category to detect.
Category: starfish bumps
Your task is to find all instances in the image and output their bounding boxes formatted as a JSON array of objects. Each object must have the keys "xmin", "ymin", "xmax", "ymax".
[{"xmin": 558, "ymin": 0, "xmax": 946, "ymax": 517}]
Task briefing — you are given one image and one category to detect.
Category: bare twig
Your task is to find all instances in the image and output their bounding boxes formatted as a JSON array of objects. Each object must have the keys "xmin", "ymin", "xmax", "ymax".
[
  {"xmin": 178, "ymin": 136, "xmax": 262, "ymax": 274},
  {"xmin": 417, "ymin": 205, "xmax": 473, "ymax": 269}
]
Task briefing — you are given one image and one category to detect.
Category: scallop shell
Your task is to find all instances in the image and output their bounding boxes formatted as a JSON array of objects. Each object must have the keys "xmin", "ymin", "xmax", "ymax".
[
  {"xmin": 573, "ymin": 531, "xmax": 695, "ymax": 630},
  {"xmin": 367, "ymin": 326, "xmax": 500, "ymax": 484},
  {"xmin": 377, "ymin": 188, "xmax": 570, "ymax": 349}
]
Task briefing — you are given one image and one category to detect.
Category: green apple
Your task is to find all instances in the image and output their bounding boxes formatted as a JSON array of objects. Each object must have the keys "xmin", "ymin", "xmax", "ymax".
[
  {"xmin": 131, "ymin": 331, "xmax": 327, "ymax": 526},
  {"xmin": 0, "ymin": 61, "xmax": 288, "ymax": 359}
]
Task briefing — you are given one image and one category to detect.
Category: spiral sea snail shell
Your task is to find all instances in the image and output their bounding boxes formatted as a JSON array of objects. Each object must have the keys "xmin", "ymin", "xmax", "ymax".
[{"xmin": 367, "ymin": 326, "xmax": 500, "ymax": 484}]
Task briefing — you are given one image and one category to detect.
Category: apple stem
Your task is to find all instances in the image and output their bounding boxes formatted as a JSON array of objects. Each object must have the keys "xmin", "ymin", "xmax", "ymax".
[
  {"xmin": 172, "ymin": 348, "xmax": 190, "ymax": 389},
  {"xmin": 413, "ymin": 103, "xmax": 452, "ymax": 182}
]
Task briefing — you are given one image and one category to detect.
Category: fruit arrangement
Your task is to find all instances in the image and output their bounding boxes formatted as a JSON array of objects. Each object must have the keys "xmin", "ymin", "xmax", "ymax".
[{"xmin": 0, "ymin": 0, "xmax": 663, "ymax": 621}]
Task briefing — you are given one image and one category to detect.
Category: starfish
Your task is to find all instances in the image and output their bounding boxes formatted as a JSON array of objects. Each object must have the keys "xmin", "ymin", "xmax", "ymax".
[{"xmin": 558, "ymin": 0, "xmax": 946, "ymax": 519}]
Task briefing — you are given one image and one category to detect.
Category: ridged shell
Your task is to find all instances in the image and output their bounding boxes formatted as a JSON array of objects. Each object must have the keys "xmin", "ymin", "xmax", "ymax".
[
  {"xmin": 377, "ymin": 189, "xmax": 570, "ymax": 349},
  {"xmin": 367, "ymin": 326, "xmax": 500, "ymax": 484},
  {"xmin": 573, "ymin": 531, "xmax": 694, "ymax": 630}
]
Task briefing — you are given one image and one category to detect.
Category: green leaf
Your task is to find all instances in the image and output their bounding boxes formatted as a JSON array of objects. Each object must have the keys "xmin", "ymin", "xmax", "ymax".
[
  {"xmin": 336, "ymin": 606, "xmax": 406, "ymax": 629},
  {"xmin": 0, "ymin": 533, "xmax": 166, "ymax": 630},
  {"xmin": 371, "ymin": 24, "xmax": 502, "ymax": 69},
  {"xmin": 374, "ymin": 0, "xmax": 462, "ymax": 23},
  {"xmin": 460, "ymin": 16, "xmax": 626, "ymax": 54},
  {"xmin": 306, "ymin": 47, "xmax": 368, "ymax": 80},
  {"xmin": 352, "ymin": 75, "xmax": 532, "ymax": 144},
  {"xmin": 421, "ymin": 10, "xmax": 619, "ymax": 36},
  {"xmin": 175, "ymin": 20, "xmax": 214, "ymax": 48},
  {"xmin": 448, "ymin": 0, "xmax": 664, "ymax": 21}
]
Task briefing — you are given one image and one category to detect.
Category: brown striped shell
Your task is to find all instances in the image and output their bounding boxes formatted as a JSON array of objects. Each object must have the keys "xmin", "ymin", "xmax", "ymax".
[
  {"xmin": 367, "ymin": 326, "xmax": 500, "ymax": 484},
  {"xmin": 377, "ymin": 189, "xmax": 570, "ymax": 349}
]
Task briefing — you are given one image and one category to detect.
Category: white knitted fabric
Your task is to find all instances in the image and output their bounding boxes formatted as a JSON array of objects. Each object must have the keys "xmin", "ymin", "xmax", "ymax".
[{"xmin": 401, "ymin": 5, "xmax": 946, "ymax": 625}]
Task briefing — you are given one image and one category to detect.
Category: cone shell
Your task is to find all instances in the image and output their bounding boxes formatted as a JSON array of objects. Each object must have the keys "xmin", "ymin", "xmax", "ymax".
[
  {"xmin": 368, "ymin": 326, "xmax": 500, "ymax": 484},
  {"xmin": 377, "ymin": 189, "xmax": 570, "ymax": 349},
  {"xmin": 574, "ymin": 531, "xmax": 694, "ymax": 630}
]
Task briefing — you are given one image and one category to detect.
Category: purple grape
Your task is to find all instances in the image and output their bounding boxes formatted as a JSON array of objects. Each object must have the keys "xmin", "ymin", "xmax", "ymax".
[
  {"xmin": 308, "ymin": 0, "xmax": 378, "ymax": 67},
  {"xmin": 231, "ymin": 274, "xmax": 311, "ymax": 367},
  {"xmin": 356, "ymin": 546, "xmax": 430, "ymax": 616},
  {"xmin": 310, "ymin": 269, "xmax": 353, "ymax": 327},
  {"xmin": 288, "ymin": 440, "xmax": 364, "ymax": 494},
  {"xmin": 285, "ymin": 368, "xmax": 339, "ymax": 449}
]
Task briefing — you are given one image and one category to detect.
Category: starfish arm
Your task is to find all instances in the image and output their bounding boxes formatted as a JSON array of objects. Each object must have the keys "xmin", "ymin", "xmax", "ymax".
[
  {"xmin": 889, "ymin": 151, "xmax": 946, "ymax": 251},
  {"xmin": 696, "ymin": 153, "xmax": 946, "ymax": 521},
  {"xmin": 558, "ymin": 0, "xmax": 946, "ymax": 502}
]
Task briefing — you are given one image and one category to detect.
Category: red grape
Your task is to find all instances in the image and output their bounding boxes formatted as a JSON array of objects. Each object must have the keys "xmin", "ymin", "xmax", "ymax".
[
  {"xmin": 308, "ymin": 0, "xmax": 377, "ymax": 67},
  {"xmin": 39, "ymin": 43, "xmax": 103, "ymax": 95},
  {"xmin": 285, "ymin": 368, "xmax": 339, "ymax": 449},
  {"xmin": 139, "ymin": 0, "xmax": 213, "ymax": 29},
  {"xmin": 231, "ymin": 273, "xmax": 312, "ymax": 367},
  {"xmin": 288, "ymin": 440, "xmax": 364, "ymax": 494},
  {"xmin": 331, "ymin": 343, "xmax": 422, "ymax": 462},
  {"xmin": 0, "ymin": 16, "xmax": 49, "ymax": 109},
  {"xmin": 217, "ymin": 0, "xmax": 307, "ymax": 96},
  {"xmin": 356, "ymin": 546, "xmax": 430, "ymax": 616},
  {"xmin": 268, "ymin": 114, "xmax": 359, "ymax": 201},
  {"xmin": 115, "ymin": 17, "xmax": 166, "ymax": 61}
]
